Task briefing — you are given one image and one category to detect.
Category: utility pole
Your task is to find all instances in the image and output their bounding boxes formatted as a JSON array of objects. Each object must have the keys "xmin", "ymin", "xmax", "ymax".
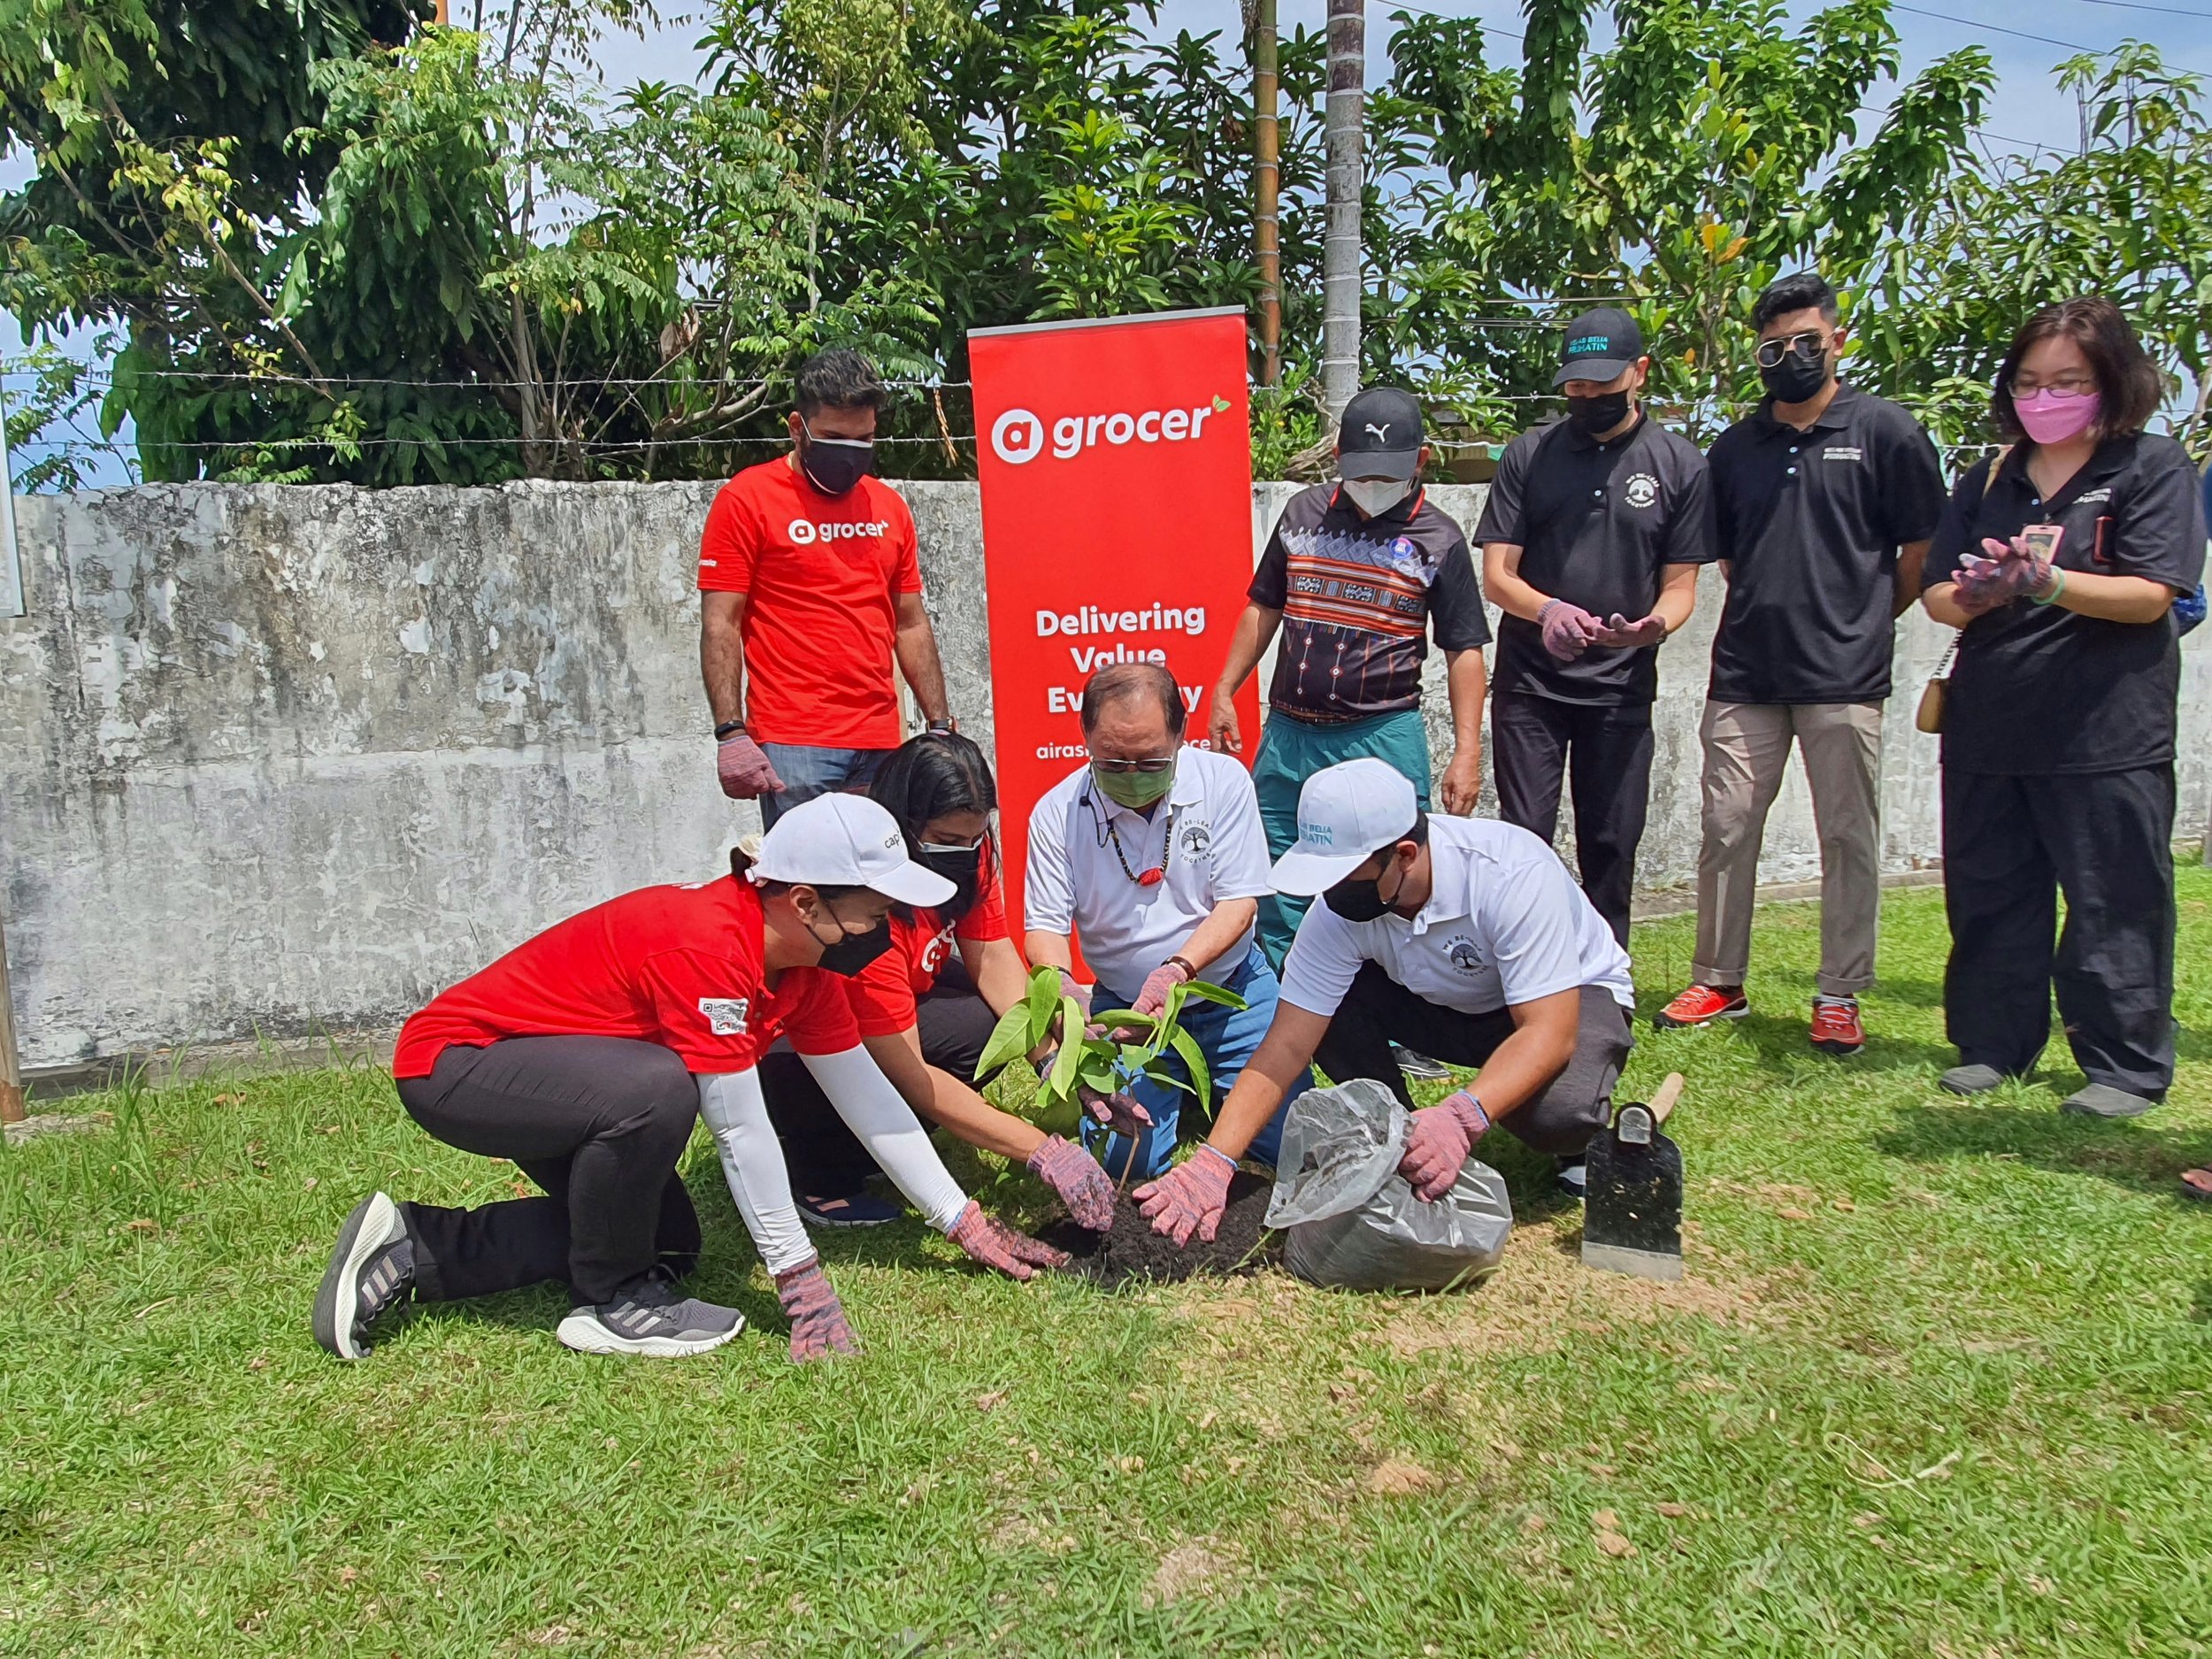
[
  {"xmin": 0, "ymin": 367, "xmax": 20, "ymax": 1121},
  {"xmin": 1255, "ymin": 0, "xmax": 1282, "ymax": 388},
  {"xmin": 1321, "ymin": 0, "xmax": 1364, "ymax": 421}
]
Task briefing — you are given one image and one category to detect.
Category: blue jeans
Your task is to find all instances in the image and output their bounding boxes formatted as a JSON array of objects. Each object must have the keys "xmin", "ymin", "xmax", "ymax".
[
  {"xmin": 759, "ymin": 744, "xmax": 895, "ymax": 827},
  {"xmin": 1082, "ymin": 946, "xmax": 1313, "ymax": 1181}
]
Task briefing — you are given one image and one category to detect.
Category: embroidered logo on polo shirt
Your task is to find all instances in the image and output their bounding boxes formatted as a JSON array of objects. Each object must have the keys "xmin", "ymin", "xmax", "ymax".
[
  {"xmin": 1824, "ymin": 447, "xmax": 1863, "ymax": 462},
  {"xmin": 697, "ymin": 997, "xmax": 751, "ymax": 1034},
  {"xmin": 1444, "ymin": 934, "xmax": 1483, "ymax": 973},
  {"xmin": 787, "ymin": 517, "xmax": 890, "ymax": 546},
  {"xmin": 1624, "ymin": 472, "xmax": 1659, "ymax": 508},
  {"xmin": 2078, "ymin": 488, "xmax": 2112, "ymax": 503},
  {"xmin": 1179, "ymin": 821, "xmax": 1213, "ymax": 859}
]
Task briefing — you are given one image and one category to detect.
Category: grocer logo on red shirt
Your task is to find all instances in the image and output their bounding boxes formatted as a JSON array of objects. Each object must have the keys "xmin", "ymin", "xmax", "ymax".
[
  {"xmin": 989, "ymin": 396, "xmax": 1233, "ymax": 466},
  {"xmin": 787, "ymin": 517, "xmax": 891, "ymax": 546}
]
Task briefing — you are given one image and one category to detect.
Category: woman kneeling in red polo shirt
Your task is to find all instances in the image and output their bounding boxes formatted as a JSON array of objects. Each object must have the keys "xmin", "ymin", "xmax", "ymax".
[
  {"xmin": 764, "ymin": 733, "xmax": 1116, "ymax": 1230},
  {"xmin": 313, "ymin": 792, "xmax": 1064, "ymax": 1363}
]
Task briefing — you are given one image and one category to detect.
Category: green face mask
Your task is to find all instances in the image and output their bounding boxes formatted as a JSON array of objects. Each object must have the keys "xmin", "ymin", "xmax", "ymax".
[{"xmin": 1093, "ymin": 761, "xmax": 1175, "ymax": 810}]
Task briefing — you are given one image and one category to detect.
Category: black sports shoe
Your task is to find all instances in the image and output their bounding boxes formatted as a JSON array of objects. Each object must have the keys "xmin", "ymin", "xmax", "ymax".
[
  {"xmin": 1394, "ymin": 1044, "xmax": 1454, "ymax": 1081},
  {"xmin": 1555, "ymin": 1158, "xmax": 1587, "ymax": 1202},
  {"xmin": 556, "ymin": 1277, "xmax": 745, "ymax": 1357},
  {"xmin": 313, "ymin": 1192, "xmax": 415, "ymax": 1361}
]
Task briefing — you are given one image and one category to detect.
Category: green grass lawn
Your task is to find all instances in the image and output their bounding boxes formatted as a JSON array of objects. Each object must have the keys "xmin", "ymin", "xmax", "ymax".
[{"xmin": 4, "ymin": 879, "xmax": 2210, "ymax": 1658}]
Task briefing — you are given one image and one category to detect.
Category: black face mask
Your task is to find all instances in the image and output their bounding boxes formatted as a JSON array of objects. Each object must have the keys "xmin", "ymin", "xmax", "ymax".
[
  {"xmin": 1565, "ymin": 390, "xmax": 1632, "ymax": 436},
  {"xmin": 816, "ymin": 920, "xmax": 895, "ymax": 977},
  {"xmin": 799, "ymin": 429, "xmax": 875, "ymax": 496},
  {"xmin": 1760, "ymin": 349, "xmax": 1829, "ymax": 405},
  {"xmin": 1324, "ymin": 854, "xmax": 1403, "ymax": 923},
  {"xmin": 918, "ymin": 845, "xmax": 982, "ymax": 915}
]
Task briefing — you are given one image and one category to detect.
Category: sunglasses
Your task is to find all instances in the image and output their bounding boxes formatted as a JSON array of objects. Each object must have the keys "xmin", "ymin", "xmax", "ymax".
[
  {"xmin": 1754, "ymin": 332, "xmax": 1829, "ymax": 369},
  {"xmin": 917, "ymin": 832, "xmax": 987, "ymax": 854}
]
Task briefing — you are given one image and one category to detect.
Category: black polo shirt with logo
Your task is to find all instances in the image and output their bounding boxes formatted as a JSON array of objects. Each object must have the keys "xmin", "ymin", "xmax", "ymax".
[
  {"xmin": 1475, "ymin": 411, "xmax": 1717, "ymax": 705},
  {"xmin": 1250, "ymin": 484, "xmax": 1491, "ymax": 722},
  {"xmin": 1706, "ymin": 384, "xmax": 1947, "ymax": 704},
  {"xmin": 1926, "ymin": 433, "xmax": 2205, "ymax": 775}
]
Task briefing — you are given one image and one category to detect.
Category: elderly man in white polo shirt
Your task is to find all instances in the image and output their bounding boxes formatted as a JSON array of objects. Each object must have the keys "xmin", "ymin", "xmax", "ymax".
[
  {"xmin": 1025, "ymin": 663, "xmax": 1313, "ymax": 1180},
  {"xmin": 1133, "ymin": 757, "xmax": 1636, "ymax": 1244}
]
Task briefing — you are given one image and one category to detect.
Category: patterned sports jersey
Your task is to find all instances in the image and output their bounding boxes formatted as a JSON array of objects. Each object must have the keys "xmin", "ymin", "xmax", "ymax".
[{"xmin": 1249, "ymin": 484, "xmax": 1490, "ymax": 721}]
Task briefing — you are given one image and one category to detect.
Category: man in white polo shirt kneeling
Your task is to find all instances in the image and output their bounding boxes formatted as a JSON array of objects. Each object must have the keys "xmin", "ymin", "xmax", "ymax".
[
  {"xmin": 1025, "ymin": 663, "xmax": 1314, "ymax": 1180},
  {"xmin": 1133, "ymin": 757, "xmax": 1635, "ymax": 1245}
]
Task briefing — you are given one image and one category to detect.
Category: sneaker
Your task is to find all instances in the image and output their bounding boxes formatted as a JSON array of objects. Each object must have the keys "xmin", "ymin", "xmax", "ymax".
[
  {"xmin": 1555, "ymin": 1158, "xmax": 1587, "ymax": 1201},
  {"xmin": 1654, "ymin": 984, "xmax": 1748, "ymax": 1029},
  {"xmin": 313, "ymin": 1192, "xmax": 415, "ymax": 1362},
  {"xmin": 1809, "ymin": 995, "xmax": 1864, "ymax": 1056},
  {"xmin": 2058, "ymin": 1084, "xmax": 2160, "ymax": 1119},
  {"xmin": 556, "ymin": 1278, "xmax": 745, "ymax": 1358},
  {"xmin": 1394, "ymin": 1044, "xmax": 1454, "ymax": 1081},
  {"xmin": 1939, "ymin": 1064, "xmax": 2006, "ymax": 1096},
  {"xmin": 796, "ymin": 1191, "xmax": 902, "ymax": 1228}
]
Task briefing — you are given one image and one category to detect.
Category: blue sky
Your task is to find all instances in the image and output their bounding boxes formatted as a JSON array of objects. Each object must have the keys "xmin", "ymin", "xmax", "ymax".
[{"xmin": 7, "ymin": 0, "xmax": 2209, "ymax": 485}]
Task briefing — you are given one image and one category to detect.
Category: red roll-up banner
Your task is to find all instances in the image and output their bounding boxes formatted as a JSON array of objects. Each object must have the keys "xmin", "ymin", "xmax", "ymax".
[{"xmin": 969, "ymin": 306, "xmax": 1259, "ymax": 947}]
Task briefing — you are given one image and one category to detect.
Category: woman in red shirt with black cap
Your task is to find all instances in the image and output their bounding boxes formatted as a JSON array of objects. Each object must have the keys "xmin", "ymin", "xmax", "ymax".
[
  {"xmin": 313, "ymin": 791, "xmax": 1064, "ymax": 1364},
  {"xmin": 763, "ymin": 733, "xmax": 1118, "ymax": 1230}
]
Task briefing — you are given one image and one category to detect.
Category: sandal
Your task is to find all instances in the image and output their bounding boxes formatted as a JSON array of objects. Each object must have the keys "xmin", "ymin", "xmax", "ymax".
[{"xmin": 2180, "ymin": 1168, "xmax": 2212, "ymax": 1204}]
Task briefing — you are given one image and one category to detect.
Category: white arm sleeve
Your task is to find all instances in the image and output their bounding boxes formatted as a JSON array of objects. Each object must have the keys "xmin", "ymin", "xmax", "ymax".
[
  {"xmin": 798, "ymin": 1046, "xmax": 971, "ymax": 1233},
  {"xmin": 695, "ymin": 1068, "xmax": 815, "ymax": 1276}
]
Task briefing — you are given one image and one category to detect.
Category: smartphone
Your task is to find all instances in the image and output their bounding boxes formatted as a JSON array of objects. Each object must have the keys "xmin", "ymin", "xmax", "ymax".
[{"xmin": 2018, "ymin": 524, "xmax": 2063, "ymax": 564}]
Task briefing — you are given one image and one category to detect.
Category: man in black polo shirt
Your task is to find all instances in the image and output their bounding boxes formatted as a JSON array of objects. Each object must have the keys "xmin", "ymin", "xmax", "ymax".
[
  {"xmin": 1656, "ymin": 273, "xmax": 1947, "ymax": 1056},
  {"xmin": 1477, "ymin": 307, "xmax": 1717, "ymax": 944},
  {"xmin": 1209, "ymin": 387, "xmax": 1491, "ymax": 971}
]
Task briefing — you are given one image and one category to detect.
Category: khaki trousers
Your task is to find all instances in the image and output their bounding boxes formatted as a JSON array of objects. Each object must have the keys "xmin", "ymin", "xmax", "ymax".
[{"xmin": 1693, "ymin": 700, "xmax": 1884, "ymax": 997}]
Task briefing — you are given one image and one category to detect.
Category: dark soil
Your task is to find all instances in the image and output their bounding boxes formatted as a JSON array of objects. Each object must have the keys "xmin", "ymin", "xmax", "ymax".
[{"xmin": 1039, "ymin": 1171, "xmax": 1280, "ymax": 1288}]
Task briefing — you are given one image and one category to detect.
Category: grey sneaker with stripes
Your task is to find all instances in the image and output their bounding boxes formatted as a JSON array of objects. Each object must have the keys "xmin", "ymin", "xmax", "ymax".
[
  {"xmin": 313, "ymin": 1191, "xmax": 416, "ymax": 1361},
  {"xmin": 555, "ymin": 1278, "xmax": 745, "ymax": 1358}
]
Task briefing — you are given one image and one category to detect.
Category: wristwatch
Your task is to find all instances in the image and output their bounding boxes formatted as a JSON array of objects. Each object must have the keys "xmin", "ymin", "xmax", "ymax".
[
  {"xmin": 714, "ymin": 719, "xmax": 746, "ymax": 740},
  {"xmin": 926, "ymin": 718, "xmax": 956, "ymax": 735}
]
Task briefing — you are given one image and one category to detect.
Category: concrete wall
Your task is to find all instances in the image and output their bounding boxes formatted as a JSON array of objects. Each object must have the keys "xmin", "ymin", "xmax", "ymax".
[{"xmin": 4, "ymin": 480, "xmax": 2207, "ymax": 1068}]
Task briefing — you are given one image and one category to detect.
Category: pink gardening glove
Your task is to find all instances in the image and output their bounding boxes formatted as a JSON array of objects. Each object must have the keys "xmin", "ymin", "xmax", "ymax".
[
  {"xmin": 1595, "ymin": 611, "xmax": 1668, "ymax": 649},
  {"xmin": 773, "ymin": 1257, "xmax": 859, "ymax": 1363},
  {"xmin": 1131, "ymin": 960, "xmax": 1193, "ymax": 1019},
  {"xmin": 945, "ymin": 1201, "xmax": 1070, "ymax": 1281},
  {"xmin": 1538, "ymin": 598, "xmax": 1606, "ymax": 661},
  {"xmin": 717, "ymin": 730, "xmax": 785, "ymax": 800},
  {"xmin": 1026, "ymin": 1134, "xmax": 1116, "ymax": 1231},
  {"xmin": 1397, "ymin": 1089, "xmax": 1491, "ymax": 1202},
  {"xmin": 1077, "ymin": 1083, "xmax": 1153, "ymax": 1141},
  {"xmin": 1133, "ymin": 1145, "xmax": 1237, "ymax": 1248}
]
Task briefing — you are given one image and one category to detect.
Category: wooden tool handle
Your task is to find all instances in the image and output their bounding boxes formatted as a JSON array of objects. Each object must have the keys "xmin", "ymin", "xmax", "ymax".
[{"xmin": 1647, "ymin": 1072, "xmax": 1686, "ymax": 1125}]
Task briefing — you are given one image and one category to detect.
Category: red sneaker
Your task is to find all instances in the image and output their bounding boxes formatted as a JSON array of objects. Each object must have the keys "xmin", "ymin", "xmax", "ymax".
[
  {"xmin": 1809, "ymin": 996, "xmax": 1865, "ymax": 1056},
  {"xmin": 1654, "ymin": 983, "xmax": 1748, "ymax": 1029}
]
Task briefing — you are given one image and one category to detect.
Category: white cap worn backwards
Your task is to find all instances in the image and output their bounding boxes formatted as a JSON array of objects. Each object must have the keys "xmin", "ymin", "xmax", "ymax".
[
  {"xmin": 1268, "ymin": 757, "xmax": 1421, "ymax": 896},
  {"xmin": 752, "ymin": 793, "xmax": 955, "ymax": 908}
]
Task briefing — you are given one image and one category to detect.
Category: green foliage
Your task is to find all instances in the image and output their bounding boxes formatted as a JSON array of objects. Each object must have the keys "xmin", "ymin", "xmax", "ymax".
[{"xmin": 976, "ymin": 964, "xmax": 1246, "ymax": 1118}]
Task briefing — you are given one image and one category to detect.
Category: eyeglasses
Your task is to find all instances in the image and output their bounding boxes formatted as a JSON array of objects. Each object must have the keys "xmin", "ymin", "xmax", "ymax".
[
  {"xmin": 1754, "ymin": 332, "xmax": 1828, "ymax": 369},
  {"xmin": 2008, "ymin": 377, "xmax": 2097, "ymax": 399},
  {"xmin": 917, "ymin": 833, "xmax": 987, "ymax": 854},
  {"xmin": 1091, "ymin": 756, "xmax": 1175, "ymax": 775}
]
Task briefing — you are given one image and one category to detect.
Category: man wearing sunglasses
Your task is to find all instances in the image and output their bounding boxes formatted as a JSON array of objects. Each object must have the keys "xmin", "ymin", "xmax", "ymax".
[
  {"xmin": 1025, "ymin": 663, "xmax": 1313, "ymax": 1182},
  {"xmin": 698, "ymin": 349, "xmax": 955, "ymax": 826},
  {"xmin": 1656, "ymin": 273, "xmax": 1946, "ymax": 1056}
]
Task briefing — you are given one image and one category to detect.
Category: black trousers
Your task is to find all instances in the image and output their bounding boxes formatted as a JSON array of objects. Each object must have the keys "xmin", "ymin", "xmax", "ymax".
[
  {"xmin": 761, "ymin": 964, "xmax": 1002, "ymax": 1196},
  {"xmin": 1491, "ymin": 691, "xmax": 1655, "ymax": 946},
  {"xmin": 394, "ymin": 1036, "xmax": 703, "ymax": 1305},
  {"xmin": 1941, "ymin": 764, "xmax": 2177, "ymax": 1100},
  {"xmin": 1312, "ymin": 966, "xmax": 1632, "ymax": 1156}
]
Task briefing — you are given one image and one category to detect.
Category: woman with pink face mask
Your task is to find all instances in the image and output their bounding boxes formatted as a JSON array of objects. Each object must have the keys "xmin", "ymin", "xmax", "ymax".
[{"xmin": 1922, "ymin": 299, "xmax": 2206, "ymax": 1121}]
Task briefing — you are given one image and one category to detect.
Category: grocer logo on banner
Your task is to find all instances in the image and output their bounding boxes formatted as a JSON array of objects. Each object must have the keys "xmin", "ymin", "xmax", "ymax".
[{"xmin": 989, "ymin": 397, "xmax": 1233, "ymax": 466}]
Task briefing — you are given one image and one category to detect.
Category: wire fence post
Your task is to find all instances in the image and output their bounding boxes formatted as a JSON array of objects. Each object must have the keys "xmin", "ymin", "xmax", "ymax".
[
  {"xmin": 0, "ymin": 363, "xmax": 24, "ymax": 618},
  {"xmin": 0, "ymin": 908, "xmax": 23, "ymax": 1125}
]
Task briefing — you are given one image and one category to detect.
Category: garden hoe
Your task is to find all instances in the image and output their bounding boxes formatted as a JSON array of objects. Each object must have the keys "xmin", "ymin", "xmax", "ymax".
[{"xmin": 1581, "ymin": 1071, "xmax": 1686, "ymax": 1282}]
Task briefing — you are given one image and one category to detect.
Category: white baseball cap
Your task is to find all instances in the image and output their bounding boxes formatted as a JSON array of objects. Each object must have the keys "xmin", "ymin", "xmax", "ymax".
[
  {"xmin": 752, "ymin": 793, "xmax": 955, "ymax": 907},
  {"xmin": 1269, "ymin": 758, "xmax": 1421, "ymax": 895}
]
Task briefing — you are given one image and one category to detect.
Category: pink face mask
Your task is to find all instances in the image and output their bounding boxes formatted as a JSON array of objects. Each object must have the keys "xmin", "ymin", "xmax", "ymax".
[{"xmin": 2015, "ymin": 387, "xmax": 2101, "ymax": 445}]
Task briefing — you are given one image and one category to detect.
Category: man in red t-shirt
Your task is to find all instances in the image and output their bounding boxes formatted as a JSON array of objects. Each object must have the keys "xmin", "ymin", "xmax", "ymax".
[{"xmin": 699, "ymin": 349, "xmax": 955, "ymax": 826}]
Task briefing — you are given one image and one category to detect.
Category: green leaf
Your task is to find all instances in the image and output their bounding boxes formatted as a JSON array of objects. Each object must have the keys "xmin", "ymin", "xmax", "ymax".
[
  {"xmin": 1173, "ymin": 979, "xmax": 1248, "ymax": 1014},
  {"xmin": 1168, "ymin": 1025, "xmax": 1212, "ymax": 1109},
  {"xmin": 1046, "ymin": 1000, "xmax": 1087, "ymax": 1102},
  {"xmin": 974, "ymin": 1002, "xmax": 1040, "ymax": 1085},
  {"xmin": 1024, "ymin": 966, "xmax": 1061, "ymax": 1034}
]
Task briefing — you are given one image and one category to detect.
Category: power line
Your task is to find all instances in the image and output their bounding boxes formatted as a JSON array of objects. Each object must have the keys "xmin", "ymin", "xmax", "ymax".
[{"xmin": 2069, "ymin": 0, "xmax": 2212, "ymax": 18}]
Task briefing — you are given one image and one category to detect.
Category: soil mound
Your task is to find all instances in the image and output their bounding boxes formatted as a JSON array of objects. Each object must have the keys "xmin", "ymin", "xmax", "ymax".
[{"xmin": 1040, "ymin": 1171, "xmax": 1279, "ymax": 1288}]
